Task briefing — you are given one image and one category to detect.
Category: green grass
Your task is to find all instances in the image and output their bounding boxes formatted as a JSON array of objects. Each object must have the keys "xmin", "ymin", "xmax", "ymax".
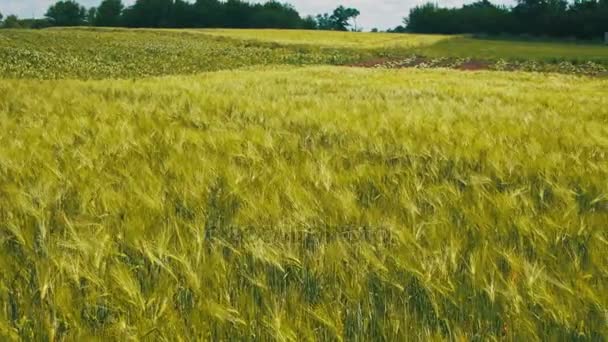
[
  {"xmin": 198, "ymin": 28, "xmax": 452, "ymax": 48},
  {"xmin": 0, "ymin": 28, "xmax": 370, "ymax": 79},
  {"xmin": 1, "ymin": 66, "xmax": 607, "ymax": 340},
  {"xmin": 199, "ymin": 28, "xmax": 608, "ymax": 64},
  {"xmin": 417, "ymin": 36, "xmax": 608, "ymax": 64},
  {"xmin": 2, "ymin": 28, "xmax": 607, "ymax": 80}
]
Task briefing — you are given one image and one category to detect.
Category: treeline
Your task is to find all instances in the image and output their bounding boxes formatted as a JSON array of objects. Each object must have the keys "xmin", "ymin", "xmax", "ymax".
[
  {"xmin": 401, "ymin": 0, "xmax": 608, "ymax": 39},
  {"xmin": 0, "ymin": 0, "xmax": 361, "ymax": 31}
]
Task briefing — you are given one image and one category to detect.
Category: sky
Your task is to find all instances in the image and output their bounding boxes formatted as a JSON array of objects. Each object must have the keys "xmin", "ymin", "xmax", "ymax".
[{"xmin": 0, "ymin": 0, "xmax": 515, "ymax": 30}]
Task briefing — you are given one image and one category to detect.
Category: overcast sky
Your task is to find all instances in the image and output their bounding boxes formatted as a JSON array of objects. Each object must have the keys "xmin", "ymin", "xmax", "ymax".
[{"xmin": 0, "ymin": 0, "xmax": 515, "ymax": 30}]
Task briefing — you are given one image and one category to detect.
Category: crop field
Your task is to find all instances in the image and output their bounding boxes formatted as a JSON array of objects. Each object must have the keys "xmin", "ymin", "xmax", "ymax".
[
  {"xmin": 1, "ymin": 28, "xmax": 608, "ymax": 341},
  {"xmin": 0, "ymin": 28, "xmax": 370, "ymax": 79},
  {"xmin": 415, "ymin": 36, "xmax": 608, "ymax": 64},
  {"xmin": 198, "ymin": 29, "xmax": 452, "ymax": 49},
  {"xmin": 1, "ymin": 28, "xmax": 608, "ymax": 79},
  {"xmin": 200, "ymin": 29, "xmax": 608, "ymax": 64}
]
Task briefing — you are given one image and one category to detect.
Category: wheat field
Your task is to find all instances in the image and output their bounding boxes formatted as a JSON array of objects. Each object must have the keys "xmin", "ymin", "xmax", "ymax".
[
  {"xmin": 1, "ymin": 64, "xmax": 607, "ymax": 340},
  {"xmin": 198, "ymin": 29, "xmax": 608, "ymax": 64},
  {"xmin": 2, "ymin": 29, "xmax": 608, "ymax": 80},
  {"xmin": 198, "ymin": 29, "xmax": 452, "ymax": 48},
  {"xmin": 0, "ymin": 28, "xmax": 369, "ymax": 79}
]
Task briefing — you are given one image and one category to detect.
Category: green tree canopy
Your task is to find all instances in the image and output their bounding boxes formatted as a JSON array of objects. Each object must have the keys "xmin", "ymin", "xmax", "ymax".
[
  {"xmin": 315, "ymin": 13, "xmax": 334, "ymax": 30},
  {"xmin": 314, "ymin": 5, "xmax": 360, "ymax": 31},
  {"xmin": 192, "ymin": 0, "xmax": 223, "ymax": 27},
  {"xmin": 95, "ymin": 0, "xmax": 124, "ymax": 26},
  {"xmin": 122, "ymin": 0, "xmax": 176, "ymax": 27},
  {"xmin": 2, "ymin": 15, "xmax": 22, "ymax": 28},
  {"xmin": 45, "ymin": 0, "xmax": 87, "ymax": 26},
  {"xmin": 401, "ymin": 0, "xmax": 608, "ymax": 39},
  {"xmin": 330, "ymin": 5, "xmax": 360, "ymax": 31},
  {"xmin": 39, "ymin": 0, "xmax": 355, "ymax": 31}
]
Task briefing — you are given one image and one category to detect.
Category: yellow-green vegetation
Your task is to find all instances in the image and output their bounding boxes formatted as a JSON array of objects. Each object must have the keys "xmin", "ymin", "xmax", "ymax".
[
  {"xmin": 200, "ymin": 29, "xmax": 608, "ymax": 64},
  {"xmin": 199, "ymin": 28, "xmax": 451, "ymax": 48},
  {"xmin": 1, "ymin": 66, "xmax": 607, "ymax": 340},
  {"xmin": 416, "ymin": 36, "xmax": 608, "ymax": 64},
  {"xmin": 2, "ymin": 28, "xmax": 608, "ymax": 80},
  {"xmin": 0, "ymin": 28, "xmax": 369, "ymax": 79}
]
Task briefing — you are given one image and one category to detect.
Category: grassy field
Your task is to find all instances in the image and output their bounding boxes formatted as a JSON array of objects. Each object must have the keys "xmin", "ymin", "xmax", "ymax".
[
  {"xmin": 0, "ymin": 28, "xmax": 370, "ymax": 79},
  {"xmin": 417, "ymin": 36, "xmax": 608, "ymax": 64},
  {"xmin": 1, "ymin": 28, "xmax": 608, "ymax": 340},
  {"xmin": 198, "ymin": 28, "xmax": 452, "ymax": 48},
  {"xmin": 200, "ymin": 29, "xmax": 608, "ymax": 64},
  {"xmin": 1, "ymin": 28, "xmax": 607, "ymax": 79}
]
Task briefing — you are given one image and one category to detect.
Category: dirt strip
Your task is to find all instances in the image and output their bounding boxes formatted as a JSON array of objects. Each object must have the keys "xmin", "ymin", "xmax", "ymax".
[{"xmin": 348, "ymin": 56, "xmax": 608, "ymax": 77}]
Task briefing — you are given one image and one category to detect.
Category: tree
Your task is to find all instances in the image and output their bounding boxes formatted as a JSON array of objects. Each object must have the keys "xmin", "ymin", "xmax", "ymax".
[
  {"xmin": 401, "ymin": 0, "xmax": 605, "ymax": 39},
  {"xmin": 222, "ymin": 0, "xmax": 251, "ymax": 28},
  {"xmin": 387, "ymin": 25, "xmax": 407, "ymax": 33},
  {"xmin": 87, "ymin": 7, "xmax": 97, "ymax": 25},
  {"xmin": 256, "ymin": 2, "xmax": 302, "ymax": 29},
  {"xmin": 330, "ymin": 5, "xmax": 360, "ymax": 31},
  {"xmin": 122, "ymin": 0, "xmax": 174, "ymax": 27},
  {"xmin": 513, "ymin": 0, "xmax": 568, "ymax": 35},
  {"xmin": 0, "ymin": 12, "xmax": 3, "ymax": 23},
  {"xmin": 403, "ymin": 3, "xmax": 449, "ymax": 33},
  {"xmin": 171, "ymin": 0, "xmax": 197, "ymax": 27},
  {"xmin": 95, "ymin": 0, "xmax": 124, "ymax": 27},
  {"xmin": 192, "ymin": 0, "xmax": 223, "ymax": 27},
  {"xmin": 114, "ymin": 0, "xmax": 322, "ymax": 30},
  {"xmin": 301, "ymin": 15, "xmax": 317, "ymax": 29},
  {"xmin": 315, "ymin": 13, "xmax": 334, "ymax": 30},
  {"xmin": 313, "ymin": 6, "xmax": 360, "ymax": 31},
  {"xmin": 2, "ymin": 15, "xmax": 21, "ymax": 28},
  {"xmin": 45, "ymin": 0, "xmax": 87, "ymax": 26}
]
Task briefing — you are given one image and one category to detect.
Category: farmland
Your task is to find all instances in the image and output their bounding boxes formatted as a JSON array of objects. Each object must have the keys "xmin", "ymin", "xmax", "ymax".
[
  {"xmin": 1, "ymin": 28, "xmax": 608, "ymax": 79},
  {"xmin": 198, "ymin": 28, "xmax": 452, "ymax": 49},
  {"xmin": 1, "ymin": 28, "xmax": 608, "ymax": 340},
  {"xmin": 0, "ymin": 29, "xmax": 368, "ymax": 79},
  {"xmin": 201, "ymin": 29, "xmax": 608, "ymax": 64}
]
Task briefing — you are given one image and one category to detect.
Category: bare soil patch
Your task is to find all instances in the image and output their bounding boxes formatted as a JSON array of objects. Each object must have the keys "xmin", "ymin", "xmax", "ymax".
[{"xmin": 457, "ymin": 60, "xmax": 491, "ymax": 71}]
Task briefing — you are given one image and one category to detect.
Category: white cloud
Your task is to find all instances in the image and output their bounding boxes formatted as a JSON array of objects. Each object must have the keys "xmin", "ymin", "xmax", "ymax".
[{"xmin": 1, "ymin": 0, "xmax": 515, "ymax": 30}]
